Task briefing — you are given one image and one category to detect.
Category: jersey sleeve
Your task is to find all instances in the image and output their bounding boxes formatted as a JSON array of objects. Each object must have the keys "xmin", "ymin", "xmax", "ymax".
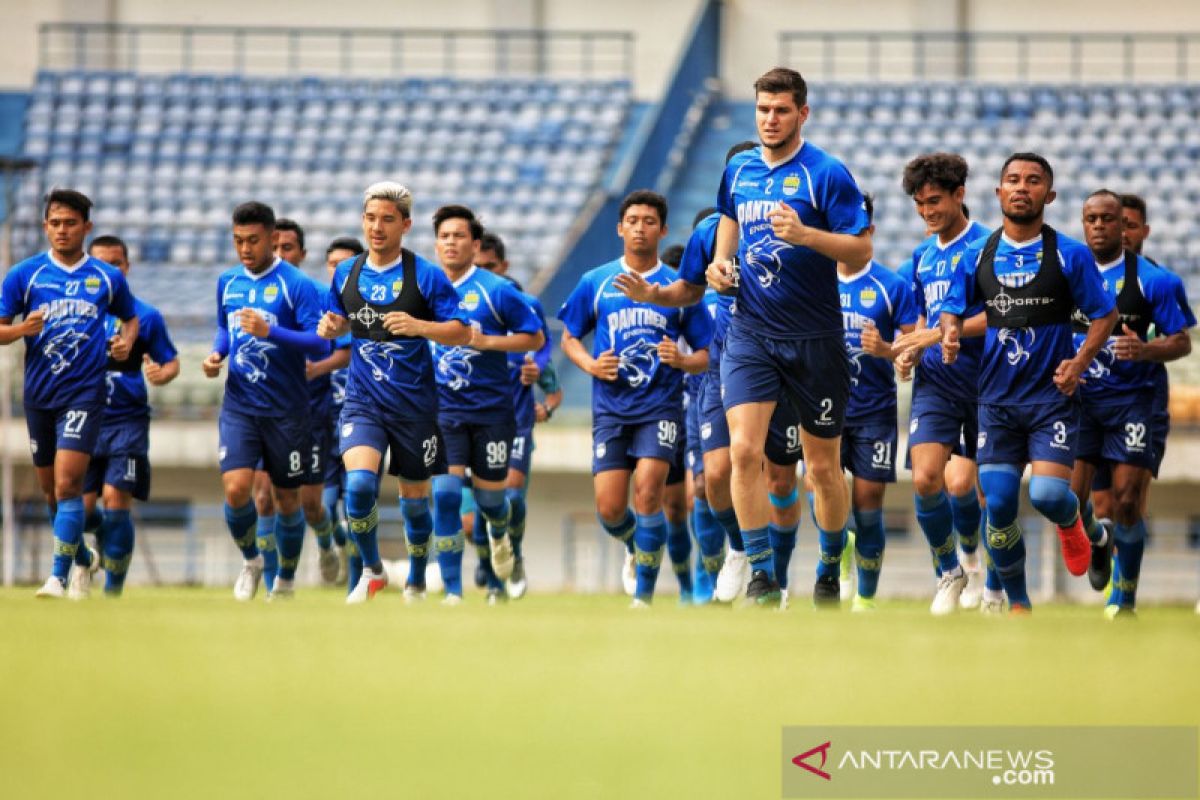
[
  {"xmin": 1167, "ymin": 270, "xmax": 1197, "ymax": 328},
  {"xmin": 1145, "ymin": 270, "xmax": 1188, "ymax": 337},
  {"xmin": 817, "ymin": 161, "xmax": 870, "ymax": 236},
  {"xmin": 291, "ymin": 272, "xmax": 324, "ymax": 333},
  {"xmin": 940, "ymin": 248, "xmax": 977, "ymax": 317},
  {"xmin": 528, "ymin": 297, "xmax": 553, "ymax": 371},
  {"xmin": 0, "ymin": 265, "xmax": 26, "ymax": 319},
  {"xmin": 334, "ymin": 332, "xmax": 352, "ymax": 350},
  {"xmin": 678, "ymin": 225, "xmax": 713, "ymax": 286},
  {"xmin": 1065, "ymin": 248, "xmax": 1115, "ymax": 320},
  {"xmin": 890, "ymin": 275, "xmax": 920, "ymax": 327},
  {"xmin": 716, "ymin": 164, "xmax": 737, "ymax": 220},
  {"xmin": 556, "ymin": 275, "xmax": 596, "ymax": 339},
  {"xmin": 215, "ymin": 274, "xmax": 230, "ymax": 332},
  {"xmin": 680, "ymin": 301, "xmax": 713, "ymax": 350},
  {"xmin": 537, "ymin": 360, "xmax": 561, "ymax": 394},
  {"xmin": 422, "ymin": 265, "xmax": 468, "ymax": 325},
  {"xmin": 108, "ymin": 269, "xmax": 137, "ymax": 321},
  {"xmin": 142, "ymin": 308, "xmax": 179, "ymax": 365},
  {"xmin": 497, "ymin": 283, "xmax": 541, "ymax": 336}
]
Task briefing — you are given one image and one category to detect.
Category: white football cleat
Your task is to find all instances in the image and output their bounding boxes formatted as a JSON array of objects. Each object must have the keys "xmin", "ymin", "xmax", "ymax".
[
  {"xmin": 980, "ymin": 590, "xmax": 1007, "ymax": 616},
  {"xmin": 489, "ymin": 533, "xmax": 515, "ymax": 581},
  {"xmin": 67, "ymin": 546, "xmax": 101, "ymax": 600},
  {"xmin": 958, "ymin": 566, "xmax": 983, "ymax": 610},
  {"xmin": 269, "ymin": 577, "xmax": 295, "ymax": 601},
  {"xmin": 930, "ymin": 568, "xmax": 968, "ymax": 616},
  {"xmin": 317, "ymin": 546, "xmax": 340, "ymax": 584},
  {"xmin": 506, "ymin": 557, "xmax": 528, "ymax": 599},
  {"xmin": 621, "ymin": 551, "xmax": 637, "ymax": 596},
  {"xmin": 779, "ymin": 588, "xmax": 790, "ymax": 611},
  {"xmin": 441, "ymin": 593, "xmax": 463, "ymax": 607},
  {"xmin": 35, "ymin": 576, "xmax": 66, "ymax": 599},
  {"xmin": 346, "ymin": 568, "xmax": 388, "ymax": 605},
  {"xmin": 233, "ymin": 555, "xmax": 265, "ymax": 602},
  {"xmin": 403, "ymin": 584, "xmax": 427, "ymax": 604},
  {"xmin": 714, "ymin": 548, "xmax": 750, "ymax": 603},
  {"xmin": 629, "ymin": 597, "xmax": 650, "ymax": 610}
]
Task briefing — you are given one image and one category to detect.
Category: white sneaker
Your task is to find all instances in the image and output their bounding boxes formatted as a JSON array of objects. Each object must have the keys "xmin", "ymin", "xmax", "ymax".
[
  {"xmin": 35, "ymin": 576, "xmax": 66, "ymax": 599},
  {"xmin": 714, "ymin": 549, "xmax": 750, "ymax": 603},
  {"xmin": 233, "ymin": 555, "xmax": 265, "ymax": 602},
  {"xmin": 621, "ymin": 551, "xmax": 637, "ymax": 596},
  {"xmin": 346, "ymin": 568, "xmax": 388, "ymax": 605},
  {"xmin": 317, "ymin": 546, "xmax": 339, "ymax": 584},
  {"xmin": 489, "ymin": 533, "xmax": 515, "ymax": 581},
  {"xmin": 629, "ymin": 598, "xmax": 650, "ymax": 610},
  {"xmin": 269, "ymin": 577, "xmax": 295, "ymax": 601},
  {"xmin": 779, "ymin": 588, "xmax": 790, "ymax": 611},
  {"xmin": 403, "ymin": 584, "xmax": 427, "ymax": 604},
  {"xmin": 506, "ymin": 557, "xmax": 528, "ymax": 600},
  {"xmin": 980, "ymin": 591, "xmax": 1007, "ymax": 616},
  {"xmin": 958, "ymin": 566, "xmax": 983, "ymax": 610},
  {"xmin": 930, "ymin": 568, "xmax": 968, "ymax": 616},
  {"xmin": 441, "ymin": 593, "xmax": 463, "ymax": 607},
  {"xmin": 334, "ymin": 544, "xmax": 348, "ymax": 585},
  {"xmin": 67, "ymin": 546, "xmax": 101, "ymax": 600}
]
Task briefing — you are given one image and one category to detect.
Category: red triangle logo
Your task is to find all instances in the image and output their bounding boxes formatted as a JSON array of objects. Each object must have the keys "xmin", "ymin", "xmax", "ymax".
[{"xmin": 792, "ymin": 741, "xmax": 832, "ymax": 781}]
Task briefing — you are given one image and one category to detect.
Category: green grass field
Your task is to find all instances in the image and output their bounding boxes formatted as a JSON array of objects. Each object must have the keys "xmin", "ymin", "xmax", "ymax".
[{"xmin": 2, "ymin": 587, "xmax": 1197, "ymax": 799}]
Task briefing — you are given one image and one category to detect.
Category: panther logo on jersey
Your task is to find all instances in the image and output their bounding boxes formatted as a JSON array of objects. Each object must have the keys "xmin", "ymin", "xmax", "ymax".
[
  {"xmin": 436, "ymin": 346, "xmax": 480, "ymax": 391},
  {"xmin": 743, "ymin": 238, "xmax": 791, "ymax": 290},
  {"xmin": 997, "ymin": 327, "xmax": 1034, "ymax": 367},
  {"xmin": 42, "ymin": 329, "xmax": 90, "ymax": 375},
  {"xmin": 105, "ymin": 371, "xmax": 117, "ymax": 402},
  {"xmin": 358, "ymin": 341, "xmax": 405, "ymax": 382},
  {"xmin": 845, "ymin": 345, "xmax": 867, "ymax": 387},
  {"xmin": 1086, "ymin": 340, "xmax": 1117, "ymax": 380},
  {"xmin": 617, "ymin": 339, "xmax": 660, "ymax": 388},
  {"xmin": 234, "ymin": 339, "xmax": 275, "ymax": 384},
  {"xmin": 331, "ymin": 371, "xmax": 347, "ymax": 406}
]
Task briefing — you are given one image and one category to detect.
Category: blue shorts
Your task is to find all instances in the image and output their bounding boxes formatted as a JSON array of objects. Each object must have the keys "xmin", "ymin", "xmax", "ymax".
[
  {"xmin": 721, "ymin": 325, "xmax": 849, "ymax": 438},
  {"xmin": 907, "ymin": 383, "xmax": 978, "ymax": 459},
  {"xmin": 339, "ymin": 403, "xmax": 446, "ymax": 483},
  {"xmin": 219, "ymin": 407, "xmax": 311, "ymax": 489},
  {"xmin": 1150, "ymin": 407, "xmax": 1169, "ymax": 479},
  {"xmin": 508, "ymin": 426, "xmax": 535, "ymax": 477},
  {"xmin": 1090, "ymin": 462, "xmax": 1113, "ymax": 493},
  {"xmin": 323, "ymin": 418, "xmax": 345, "ymax": 489},
  {"xmin": 698, "ymin": 372, "xmax": 731, "ymax": 454},
  {"xmin": 842, "ymin": 419, "xmax": 898, "ymax": 483},
  {"xmin": 306, "ymin": 419, "xmax": 333, "ymax": 485},
  {"xmin": 441, "ymin": 418, "xmax": 517, "ymax": 483},
  {"xmin": 764, "ymin": 399, "xmax": 804, "ymax": 466},
  {"xmin": 593, "ymin": 416, "xmax": 682, "ymax": 475},
  {"xmin": 83, "ymin": 417, "xmax": 151, "ymax": 501},
  {"xmin": 1077, "ymin": 396, "xmax": 1156, "ymax": 472},
  {"xmin": 977, "ymin": 400, "xmax": 1079, "ymax": 468},
  {"xmin": 25, "ymin": 402, "xmax": 106, "ymax": 469}
]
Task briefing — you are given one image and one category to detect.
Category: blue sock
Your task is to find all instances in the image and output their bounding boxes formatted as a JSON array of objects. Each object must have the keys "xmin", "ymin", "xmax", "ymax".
[
  {"xmin": 323, "ymin": 485, "xmax": 347, "ymax": 547},
  {"xmin": 694, "ymin": 499, "xmax": 725, "ymax": 580},
  {"xmin": 598, "ymin": 508, "xmax": 636, "ymax": 553},
  {"xmin": 470, "ymin": 516, "xmax": 503, "ymax": 592},
  {"xmin": 506, "ymin": 487, "xmax": 527, "ymax": 558},
  {"xmin": 742, "ymin": 526, "xmax": 774, "ymax": 581},
  {"xmin": 256, "ymin": 516, "xmax": 278, "ymax": 592},
  {"xmin": 84, "ymin": 507, "xmax": 103, "ymax": 535},
  {"xmin": 915, "ymin": 491, "xmax": 960, "ymax": 574},
  {"xmin": 50, "ymin": 496, "xmax": 85, "ymax": 582},
  {"xmin": 101, "ymin": 509, "xmax": 134, "ymax": 595},
  {"xmin": 984, "ymin": 550, "xmax": 1003, "ymax": 592},
  {"xmin": 815, "ymin": 523, "xmax": 846, "ymax": 579},
  {"xmin": 1028, "ymin": 475, "xmax": 1079, "ymax": 527},
  {"xmin": 852, "ymin": 507, "xmax": 885, "ymax": 598},
  {"xmin": 768, "ymin": 523, "xmax": 797, "ymax": 589},
  {"xmin": 1081, "ymin": 500, "xmax": 1106, "ymax": 544},
  {"xmin": 633, "ymin": 511, "xmax": 667, "ymax": 601},
  {"xmin": 713, "ymin": 506, "xmax": 743, "ymax": 552},
  {"xmin": 432, "ymin": 475, "xmax": 466, "ymax": 596},
  {"xmin": 980, "ymin": 465, "xmax": 1028, "ymax": 608},
  {"xmin": 275, "ymin": 510, "xmax": 305, "ymax": 581},
  {"xmin": 951, "ymin": 491, "xmax": 982, "ymax": 556},
  {"xmin": 1112, "ymin": 519, "xmax": 1146, "ymax": 609},
  {"xmin": 310, "ymin": 507, "xmax": 334, "ymax": 551},
  {"xmin": 401, "ymin": 497, "xmax": 433, "ymax": 587},
  {"xmin": 475, "ymin": 487, "xmax": 510, "ymax": 542},
  {"xmin": 223, "ymin": 501, "xmax": 258, "ymax": 561},
  {"xmin": 666, "ymin": 519, "xmax": 692, "ymax": 598},
  {"xmin": 345, "ymin": 469, "xmax": 382, "ymax": 572}
]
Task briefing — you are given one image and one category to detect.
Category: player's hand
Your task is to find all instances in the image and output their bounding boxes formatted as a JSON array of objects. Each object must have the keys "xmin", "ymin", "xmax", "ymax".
[
  {"xmin": 202, "ymin": 352, "xmax": 225, "ymax": 378},
  {"xmin": 238, "ymin": 308, "xmax": 270, "ymax": 338},
  {"xmin": 1054, "ymin": 357, "xmax": 1087, "ymax": 396},
  {"xmin": 383, "ymin": 311, "xmax": 425, "ymax": 337},
  {"xmin": 21, "ymin": 308, "xmax": 45, "ymax": 336},
  {"xmin": 657, "ymin": 336, "xmax": 682, "ymax": 368},
  {"xmin": 892, "ymin": 327, "xmax": 939, "ymax": 355},
  {"xmin": 706, "ymin": 259, "xmax": 736, "ymax": 295},
  {"xmin": 613, "ymin": 271, "xmax": 658, "ymax": 304},
  {"xmin": 143, "ymin": 354, "xmax": 168, "ymax": 385},
  {"xmin": 318, "ymin": 311, "xmax": 348, "ymax": 339},
  {"xmin": 520, "ymin": 353, "xmax": 541, "ymax": 386},
  {"xmin": 589, "ymin": 348, "xmax": 620, "ymax": 381},
  {"xmin": 768, "ymin": 201, "xmax": 809, "ymax": 246},
  {"xmin": 108, "ymin": 333, "xmax": 132, "ymax": 362},
  {"xmin": 895, "ymin": 348, "xmax": 916, "ymax": 382},
  {"xmin": 859, "ymin": 321, "xmax": 889, "ymax": 358},
  {"xmin": 1112, "ymin": 324, "xmax": 1145, "ymax": 361},
  {"xmin": 941, "ymin": 325, "xmax": 960, "ymax": 364},
  {"xmin": 535, "ymin": 402, "xmax": 549, "ymax": 423}
]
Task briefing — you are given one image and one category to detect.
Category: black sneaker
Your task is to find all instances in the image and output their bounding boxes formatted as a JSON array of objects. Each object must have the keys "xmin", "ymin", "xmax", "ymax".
[
  {"xmin": 1087, "ymin": 524, "xmax": 1114, "ymax": 591},
  {"xmin": 813, "ymin": 573, "xmax": 841, "ymax": 609},
  {"xmin": 474, "ymin": 561, "xmax": 488, "ymax": 589},
  {"xmin": 743, "ymin": 569, "xmax": 782, "ymax": 607}
]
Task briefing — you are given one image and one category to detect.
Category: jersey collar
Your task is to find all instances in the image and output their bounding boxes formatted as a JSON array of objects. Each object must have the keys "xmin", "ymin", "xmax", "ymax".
[
  {"xmin": 837, "ymin": 262, "xmax": 872, "ymax": 283},
  {"xmin": 243, "ymin": 256, "xmax": 282, "ymax": 280},
  {"xmin": 1000, "ymin": 232, "xmax": 1042, "ymax": 250},
  {"xmin": 761, "ymin": 138, "xmax": 805, "ymax": 170},
  {"xmin": 366, "ymin": 252, "xmax": 403, "ymax": 271},
  {"xmin": 451, "ymin": 264, "xmax": 478, "ymax": 288},
  {"xmin": 1096, "ymin": 254, "xmax": 1124, "ymax": 271},
  {"xmin": 620, "ymin": 258, "xmax": 662, "ymax": 279},
  {"xmin": 47, "ymin": 251, "xmax": 89, "ymax": 272},
  {"xmin": 936, "ymin": 221, "xmax": 976, "ymax": 251}
]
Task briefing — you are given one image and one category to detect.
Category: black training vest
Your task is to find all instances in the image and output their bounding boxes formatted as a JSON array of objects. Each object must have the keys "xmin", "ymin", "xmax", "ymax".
[
  {"xmin": 975, "ymin": 225, "xmax": 1074, "ymax": 328},
  {"xmin": 106, "ymin": 327, "xmax": 149, "ymax": 373},
  {"xmin": 1071, "ymin": 250, "xmax": 1150, "ymax": 336},
  {"xmin": 339, "ymin": 249, "xmax": 432, "ymax": 341}
]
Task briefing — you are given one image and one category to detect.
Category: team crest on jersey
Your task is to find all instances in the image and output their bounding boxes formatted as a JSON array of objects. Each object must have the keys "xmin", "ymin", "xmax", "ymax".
[
  {"xmin": 264, "ymin": 285, "xmax": 279, "ymax": 303},
  {"xmin": 951, "ymin": 253, "xmax": 962, "ymax": 267},
  {"xmin": 462, "ymin": 290, "xmax": 481, "ymax": 312},
  {"xmin": 392, "ymin": 279, "xmax": 403, "ymax": 295},
  {"xmin": 782, "ymin": 174, "xmax": 801, "ymax": 196},
  {"xmin": 84, "ymin": 276, "xmax": 101, "ymax": 294},
  {"xmin": 859, "ymin": 288, "xmax": 878, "ymax": 308},
  {"xmin": 1115, "ymin": 277, "xmax": 1125, "ymax": 292}
]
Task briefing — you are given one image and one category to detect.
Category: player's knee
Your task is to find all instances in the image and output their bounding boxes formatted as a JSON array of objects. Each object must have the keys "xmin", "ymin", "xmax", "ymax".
[
  {"xmin": 595, "ymin": 495, "xmax": 627, "ymax": 524},
  {"xmin": 432, "ymin": 475, "xmax": 464, "ymax": 519},
  {"xmin": 632, "ymin": 485, "xmax": 664, "ymax": 516},
  {"xmin": 54, "ymin": 474, "xmax": 83, "ymax": 500},
  {"xmin": 729, "ymin": 438, "xmax": 762, "ymax": 472},
  {"xmin": 693, "ymin": 473, "xmax": 707, "ymax": 503},
  {"xmin": 978, "ymin": 467, "xmax": 1021, "ymax": 527},
  {"xmin": 1112, "ymin": 482, "xmax": 1142, "ymax": 527},
  {"xmin": 766, "ymin": 470, "xmax": 797, "ymax": 499},
  {"xmin": 805, "ymin": 459, "xmax": 840, "ymax": 492},
  {"xmin": 344, "ymin": 469, "xmax": 378, "ymax": 511},
  {"xmin": 911, "ymin": 465, "xmax": 944, "ymax": 497},
  {"xmin": 274, "ymin": 489, "xmax": 301, "ymax": 516},
  {"xmin": 1028, "ymin": 475, "xmax": 1074, "ymax": 520},
  {"xmin": 945, "ymin": 471, "xmax": 974, "ymax": 498}
]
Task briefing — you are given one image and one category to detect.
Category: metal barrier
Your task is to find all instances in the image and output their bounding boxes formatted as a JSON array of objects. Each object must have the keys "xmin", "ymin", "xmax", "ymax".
[
  {"xmin": 39, "ymin": 23, "xmax": 634, "ymax": 80},
  {"xmin": 779, "ymin": 31, "xmax": 1200, "ymax": 83}
]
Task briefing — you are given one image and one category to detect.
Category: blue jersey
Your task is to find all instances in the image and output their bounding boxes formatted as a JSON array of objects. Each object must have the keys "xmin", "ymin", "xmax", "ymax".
[
  {"xmin": 943, "ymin": 232, "xmax": 1114, "ymax": 406},
  {"xmin": 511, "ymin": 292, "xmax": 552, "ymax": 432},
  {"xmin": 558, "ymin": 259, "xmax": 713, "ymax": 425},
  {"xmin": 433, "ymin": 265, "xmax": 541, "ymax": 423},
  {"xmin": 104, "ymin": 298, "xmax": 178, "ymax": 423},
  {"xmin": 304, "ymin": 274, "xmax": 340, "ymax": 421},
  {"xmin": 217, "ymin": 258, "xmax": 323, "ymax": 419},
  {"xmin": 329, "ymin": 251, "xmax": 467, "ymax": 421},
  {"xmin": 717, "ymin": 142, "xmax": 870, "ymax": 340},
  {"xmin": 839, "ymin": 261, "xmax": 919, "ymax": 422},
  {"xmin": 912, "ymin": 222, "xmax": 992, "ymax": 400},
  {"xmin": 1075, "ymin": 255, "xmax": 1188, "ymax": 404},
  {"xmin": 0, "ymin": 252, "xmax": 136, "ymax": 409},
  {"xmin": 678, "ymin": 211, "xmax": 734, "ymax": 346},
  {"xmin": 687, "ymin": 288, "xmax": 721, "ymax": 399}
]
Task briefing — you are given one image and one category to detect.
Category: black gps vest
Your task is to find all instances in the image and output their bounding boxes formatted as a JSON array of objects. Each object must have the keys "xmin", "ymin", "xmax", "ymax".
[
  {"xmin": 975, "ymin": 225, "xmax": 1074, "ymax": 328},
  {"xmin": 339, "ymin": 249, "xmax": 432, "ymax": 341},
  {"xmin": 106, "ymin": 328, "xmax": 149, "ymax": 373},
  {"xmin": 1071, "ymin": 250, "xmax": 1150, "ymax": 337}
]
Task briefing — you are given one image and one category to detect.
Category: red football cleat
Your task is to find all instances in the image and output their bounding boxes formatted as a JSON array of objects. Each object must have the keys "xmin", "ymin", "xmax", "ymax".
[{"xmin": 1056, "ymin": 517, "xmax": 1091, "ymax": 577}]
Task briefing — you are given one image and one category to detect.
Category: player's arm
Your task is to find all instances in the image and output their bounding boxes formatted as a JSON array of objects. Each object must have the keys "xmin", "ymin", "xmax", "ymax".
[
  {"xmin": 472, "ymin": 329, "xmax": 545, "ymax": 353},
  {"xmin": 1118, "ymin": 329, "xmax": 1192, "ymax": 362},
  {"xmin": 561, "ymin": 329, "xmax": 617, "ymax": 381},
  {"xmin": 861, "ymin": 322, "xmax": 917, "ymax": 362},
  {"xmin": 1056, "ymin": 307, "xmax": 1117, "ymax": 395},
  {"xmin": 769, "ymin": 202, "xmax": 871, "ymax": 268},
  {"xmin": 613, "ymin": 274, "xmax": 704, "ymax": 307},
  {"xmin": 203, "ymin": 327, "xmax": 229, "ymax": 378},
  {"xmin": 306, "ymin": 346, "xmax": 351, "ymax": 380},
  {"xmin": 0, "ymin": 311, "xmax": 45, "ymax": 344},
  {"xmin": 706, "ymin": 215, "xmax": 741, "ymax": 292},
  {"xmin": 658, "ymin": 339, "xmax": 708, "ymax": 374},
  {"xmin": 144, "ymin": 355, "xmax": 180, "ymax": 386}
]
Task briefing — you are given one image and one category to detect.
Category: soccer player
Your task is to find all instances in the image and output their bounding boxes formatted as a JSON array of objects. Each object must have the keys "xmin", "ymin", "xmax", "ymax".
[
  {"xmin": 319, "ymin": 182, "xmax": 470, "ymax": 604},
  {"xmin": 705, "ymin": 68, "xmax": 871, "ymax": 607},
  {"xmin": 202, "ymin": 201, "xmax": 326, "ymax": 601},
  {"xmin": 939, "ymin": 153, "xmax": 1117, "ymax": 613},
  {"xmin": 0, "ymin": 190, "xmax": 139, "ymax": 598},
  {"xmin": 428, "ymin": 206, "xmax": 544, "ymax": 604},
  {"xmin": 1070, "ymin": 190, "xmax": 1190, "ymax": 618},
  {"xmin": 836, "ymin": 195, "xmax": 919, "ymax": 610},
  {"xmin": 72, "ymin": 235, "xmax": 179, "ymax": 598},
  {"xmin": 559, "ymin": 190, "xmax": 712, "ymax": 607},
  {"xmin": 476, "ymin": 230, "xmax": 562, "ymax": 598},
  {"xmin": 891, "ymin": 153, "xmax": 995, "ymax": 614}
]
